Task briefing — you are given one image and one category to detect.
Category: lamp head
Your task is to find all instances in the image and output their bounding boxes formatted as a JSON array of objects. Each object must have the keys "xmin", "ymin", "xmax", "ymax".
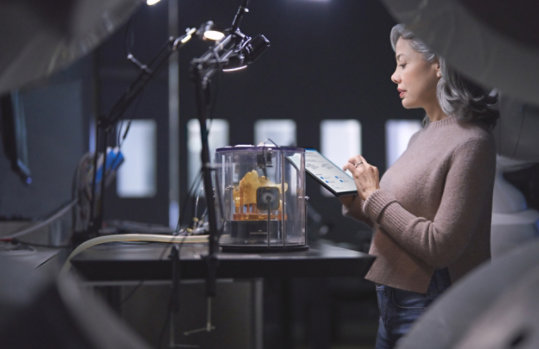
[
  {"xmin": 197, "ymin": 21, "xmax": 225, "ymax": 41},
  {"xmin": 222, "ymin": 33, "xmax": 270, "ymax": 72}
]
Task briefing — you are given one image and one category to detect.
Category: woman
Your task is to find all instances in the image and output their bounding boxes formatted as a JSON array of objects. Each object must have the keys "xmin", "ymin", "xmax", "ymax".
[{"xmin": 341, "ymin": 24, "xmax": 498, "ymax": 348}]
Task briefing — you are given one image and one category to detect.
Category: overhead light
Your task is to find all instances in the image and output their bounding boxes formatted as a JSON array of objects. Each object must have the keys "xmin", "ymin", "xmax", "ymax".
[
  {"xmin": 204, "ymin": 30, "xmax": 225, "ymax": 42},
  {"xmin": 197, "ymin": 21, "xmax": 225, "ymax": 41},
  {"xmin": 146, "ymin": 0, "xmax": 162, "ymax": 6},
  {"xmin": 222, "ymin": 65, "xmax": 248, "ymax": 72}
]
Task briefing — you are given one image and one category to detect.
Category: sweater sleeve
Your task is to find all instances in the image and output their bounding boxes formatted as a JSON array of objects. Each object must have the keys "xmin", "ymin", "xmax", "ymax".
[
  {"xmin": 362, "ymin": 137, "xmax": 495, "ymax": 268},
  {"xmin": 342, "ymin": 196, "xmax": 374, "ymax": 226}
]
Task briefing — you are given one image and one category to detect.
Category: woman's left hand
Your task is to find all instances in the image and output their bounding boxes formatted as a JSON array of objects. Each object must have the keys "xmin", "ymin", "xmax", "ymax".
[{"xmin": 343, "ymin": 154, "xmax": 380, "ymax": 201}]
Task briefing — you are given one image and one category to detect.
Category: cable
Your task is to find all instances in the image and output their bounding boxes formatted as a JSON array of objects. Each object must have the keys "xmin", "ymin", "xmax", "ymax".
[
  {"xmin": 60, "ymin": 233, "xmax": 208, "ymax": 275},
  {"xmin": 72, "ymin": 152, "xmax": 94, "ymax": 234},
  {"xmin": 10, "ymin": 239, "xmax": 71, "ymax": 249},
  {"xmin": 119, "ymin": 280, "xmax": 145, "ymax": 306},
  {"xmin": 177, "ymin": 170, "xmax": 203, "ymax": 232},
  {"xmin": 117, "ymin": 119, "xmax": 132, "ymax": 148},
  {"xmin": 123, "ymin": 15, "xmax": 135, "ymax": 59},
  {"xmin": 1, "ymin": 200, "xmax": 78, "ymax": 241}
]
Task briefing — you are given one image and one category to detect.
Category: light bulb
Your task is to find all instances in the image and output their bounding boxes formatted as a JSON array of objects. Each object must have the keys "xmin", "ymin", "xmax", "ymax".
[{"xmin": 203, "ymin": 30, "xmax": 225, "ymax": 41}]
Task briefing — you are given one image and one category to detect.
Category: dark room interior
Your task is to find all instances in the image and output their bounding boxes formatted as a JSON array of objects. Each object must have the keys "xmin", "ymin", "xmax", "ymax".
[{"xmin": 1, "ymin": 0, "xmax": 539, "ymax": 348}]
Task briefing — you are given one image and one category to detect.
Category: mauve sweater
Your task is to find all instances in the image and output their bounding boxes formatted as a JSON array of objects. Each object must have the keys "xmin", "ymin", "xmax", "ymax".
[{"xmin": 343, "ymin": 116, "xmax": 496, "ymax": 293}]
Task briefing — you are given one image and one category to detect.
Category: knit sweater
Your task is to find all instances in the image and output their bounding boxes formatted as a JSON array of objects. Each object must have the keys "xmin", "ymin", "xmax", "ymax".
[{"xmin": 343, "ymin": 116, "xmax": 496, "ymax": 293}]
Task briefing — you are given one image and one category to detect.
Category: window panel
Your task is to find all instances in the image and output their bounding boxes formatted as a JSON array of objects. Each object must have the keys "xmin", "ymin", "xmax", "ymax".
[
  {"xmin": 254, "ymin": 119, "xmax": 296, "ymax": 146},
  {"xmin": 320, "ymin": 119, "xmax": 361, "ymax": 196},
  {"xmin": 117, "ymin": 119, "xmax": 157, "ymax": 198}
]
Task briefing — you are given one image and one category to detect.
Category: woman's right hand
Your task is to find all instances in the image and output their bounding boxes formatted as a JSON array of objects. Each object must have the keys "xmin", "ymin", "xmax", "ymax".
[
  {"xmin": 343, "ymin": 154, "xmax": 380, "ymax": 201},
  {"xmin": 340, "ymin": 159, "xmax": 359, "ymax": 206}
]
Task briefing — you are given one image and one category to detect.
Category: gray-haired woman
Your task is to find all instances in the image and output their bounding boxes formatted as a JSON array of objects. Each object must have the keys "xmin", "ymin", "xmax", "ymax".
[{"xmin": 341, "ymin": 24, "xmax": 498, "ymax": 348}]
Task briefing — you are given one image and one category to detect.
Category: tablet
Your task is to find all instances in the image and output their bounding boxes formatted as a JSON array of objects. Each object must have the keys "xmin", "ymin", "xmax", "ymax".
[{"xmin": 303, "ymin": 149, "xmax": 357, "ymax": 196}]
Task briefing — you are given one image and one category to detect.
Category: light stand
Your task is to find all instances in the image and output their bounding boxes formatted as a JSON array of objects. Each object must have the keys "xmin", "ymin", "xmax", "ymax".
[
  {"xmin": 85, "ymin": 28, "xmax": 196, "ymax": 241},
  {"xmin": 185, "ymin": 0, "xmax": 270, "ymax": 337}
]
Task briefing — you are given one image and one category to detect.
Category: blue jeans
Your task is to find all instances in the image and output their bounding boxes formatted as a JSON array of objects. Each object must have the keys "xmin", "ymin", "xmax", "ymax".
[{"xmin": 375, "ymin": 269, "xmax": 451, "ymax": 349}]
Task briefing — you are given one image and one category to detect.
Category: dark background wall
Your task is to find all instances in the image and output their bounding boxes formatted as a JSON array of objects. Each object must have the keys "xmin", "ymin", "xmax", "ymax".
[
  {"xmin": 1, "ymin": 0, "xmax": 424, "ymax": 242},
  {"xmin": 0, "ymin": 1, "xmax": 422, "ymax": 347},
  {"xmin": 0, "ymin": 58, "xmax": 91, "ymax": 220}
]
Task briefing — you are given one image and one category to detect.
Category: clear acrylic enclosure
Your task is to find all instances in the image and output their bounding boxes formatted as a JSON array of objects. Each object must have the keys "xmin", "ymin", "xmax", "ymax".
[{"xmin": 215, "ymin": 145, "xmax": 307, "ymax": 251}]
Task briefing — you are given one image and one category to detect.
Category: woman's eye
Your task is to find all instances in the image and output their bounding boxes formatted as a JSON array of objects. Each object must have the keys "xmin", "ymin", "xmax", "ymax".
[{"xmin": 399, "ymin": 63, "xmax": 407, "ymax": 69}]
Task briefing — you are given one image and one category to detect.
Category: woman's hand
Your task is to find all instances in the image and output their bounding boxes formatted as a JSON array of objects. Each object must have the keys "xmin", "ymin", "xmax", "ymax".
[{"xmin": 343, "ymin": 154, "xmax": 380, "ymax": 201}]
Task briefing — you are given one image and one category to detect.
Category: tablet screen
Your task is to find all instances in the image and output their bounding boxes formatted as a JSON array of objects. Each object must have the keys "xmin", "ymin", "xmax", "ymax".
[{"xmin": 303, "ymin": 149, "xmax": 357, "ymax": 196}]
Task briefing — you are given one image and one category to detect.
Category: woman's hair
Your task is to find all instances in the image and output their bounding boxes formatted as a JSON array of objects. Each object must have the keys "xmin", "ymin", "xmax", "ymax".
[{"xmin": 390, "ymin": 24, "xmax": 499, "ymax": 128}]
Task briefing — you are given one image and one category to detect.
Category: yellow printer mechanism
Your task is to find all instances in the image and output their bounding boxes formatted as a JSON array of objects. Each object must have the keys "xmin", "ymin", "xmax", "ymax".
[{"xmin": 215, "ymin": 145, "xmax": 307, "ymax": 251}]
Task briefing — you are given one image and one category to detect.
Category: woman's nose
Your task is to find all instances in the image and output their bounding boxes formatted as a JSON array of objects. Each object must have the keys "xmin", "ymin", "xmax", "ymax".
[{"xmin": 391, "ymin": 69, "xmax": 399, "ymax": 84}]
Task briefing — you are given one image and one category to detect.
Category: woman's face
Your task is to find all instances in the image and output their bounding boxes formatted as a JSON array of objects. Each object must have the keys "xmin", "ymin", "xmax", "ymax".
[{"xmin": 391, "ymin": 38, "xmax": 440, "ymax": 110}]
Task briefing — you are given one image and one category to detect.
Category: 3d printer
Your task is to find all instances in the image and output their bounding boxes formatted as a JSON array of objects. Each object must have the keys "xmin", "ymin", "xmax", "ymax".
[{"xmin": 215, "ymin": 145, "xmax": 307, "ymax": 251}]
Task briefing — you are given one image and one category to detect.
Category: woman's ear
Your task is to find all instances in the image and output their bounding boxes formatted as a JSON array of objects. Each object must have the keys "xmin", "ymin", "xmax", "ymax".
[{"xmin": 434, "ymin": 60, "xmax": 442, "ymax": 78}]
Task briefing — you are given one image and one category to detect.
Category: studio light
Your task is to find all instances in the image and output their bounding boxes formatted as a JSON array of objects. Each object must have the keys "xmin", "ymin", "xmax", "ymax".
[
  {"xmin": 222, "ymin": 33, "xmax": 270, "ymax": 72},
  {"xmin": 197, "ymin": 21, "xmax": 225, "ymax": 41},
  {"xmin": 146, "ymin": 0, "xmax": 161, "ymax": 6}
]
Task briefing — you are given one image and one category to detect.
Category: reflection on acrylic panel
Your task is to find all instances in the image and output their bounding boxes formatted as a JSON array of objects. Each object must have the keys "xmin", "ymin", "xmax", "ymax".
[
  {"xmin": 254, "ymin": 119, "xmax": 296, "ymax": 146},
  {"xmin": 385, "ymin": 119, "xmax": 422, "ymax": 167},
  {"xmin": 187, "ymin": 119, "xmax": 229, "ymax": 189},
  {"xmin": 117, "ymin": 119, "xmax": 157, "ymax": 198},
  {"xmin": 320, "ymin": 119, "xmax": 362, "ymax": 196}
]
